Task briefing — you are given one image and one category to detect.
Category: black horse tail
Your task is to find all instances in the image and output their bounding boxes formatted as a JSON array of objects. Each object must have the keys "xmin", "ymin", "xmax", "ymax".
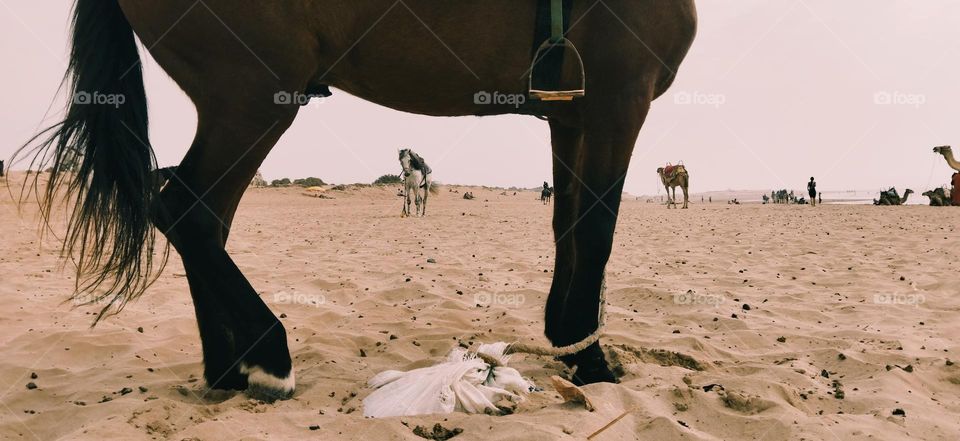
[{"xmin": 16, "ymin": 0, "xmax": 163, "ymax": 322}]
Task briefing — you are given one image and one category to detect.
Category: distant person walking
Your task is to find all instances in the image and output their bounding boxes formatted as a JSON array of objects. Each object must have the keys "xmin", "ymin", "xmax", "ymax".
[
  {"xmin": 807, "ymin": 177, "xmax": 817, "ymax": 206},
  {"xmin": 0, "ymin": 160, "xmax": 4, "ymax": 177}
]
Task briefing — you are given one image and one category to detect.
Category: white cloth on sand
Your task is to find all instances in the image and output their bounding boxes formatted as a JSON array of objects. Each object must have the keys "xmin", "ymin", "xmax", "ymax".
[{"xmin": 363, "ymin": 342, "xmax": 536, "ymax": 418}]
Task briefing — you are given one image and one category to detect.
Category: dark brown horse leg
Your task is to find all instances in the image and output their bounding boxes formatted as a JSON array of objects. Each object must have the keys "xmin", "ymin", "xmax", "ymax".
[
  {"xmin": 152, "ymin": 101, "xmax": 299, "ymax": 399},
  {"xmin": 545, "ymin": 99, "xmax": 649, "ymax": 385}
]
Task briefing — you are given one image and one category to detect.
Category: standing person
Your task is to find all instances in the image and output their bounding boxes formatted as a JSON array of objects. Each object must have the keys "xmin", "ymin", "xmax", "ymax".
[
  {"xmin": 807, "ymin": 177, "xmax": 817, "ymax": 207},
  {"xmin": 818, "ymin": 192, "xmax": 822, "ymax": 205},
  {"xmin": 0, "ymin": 160, "xmax": 4, "ymax": 177}
]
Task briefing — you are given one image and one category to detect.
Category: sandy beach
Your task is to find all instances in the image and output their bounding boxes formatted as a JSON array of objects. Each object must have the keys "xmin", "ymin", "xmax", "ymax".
[{"xmin": 1, "ymin": 175, "xmax": 958, "ymax": 440}]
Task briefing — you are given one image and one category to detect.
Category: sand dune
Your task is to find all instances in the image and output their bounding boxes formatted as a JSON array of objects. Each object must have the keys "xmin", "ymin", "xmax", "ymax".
[{"xmin": 1, "ymin": 176, "xmax": 958, "ymax": 440}]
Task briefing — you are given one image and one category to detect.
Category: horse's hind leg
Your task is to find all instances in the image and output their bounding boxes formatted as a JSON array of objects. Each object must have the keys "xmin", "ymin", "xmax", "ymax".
[
  {"xmin": 544, "ymin": 98, "xmax": 650, "ymax": 385},
  {"xmin": 152, "ymin": 98, "xmax": 299, "ymax": 399}
]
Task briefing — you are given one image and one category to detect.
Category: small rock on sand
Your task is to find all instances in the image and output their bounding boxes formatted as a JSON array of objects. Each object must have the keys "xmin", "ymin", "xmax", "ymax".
[{"xmin": 412, "ymin": 423, "xmax": 463, "ymax": 440}]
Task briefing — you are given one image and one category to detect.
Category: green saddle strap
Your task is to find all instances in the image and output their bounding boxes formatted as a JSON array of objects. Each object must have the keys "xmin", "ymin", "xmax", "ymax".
[{"xmin": 551, "ymin": 0, "xmax": 564, "ymax": 43}]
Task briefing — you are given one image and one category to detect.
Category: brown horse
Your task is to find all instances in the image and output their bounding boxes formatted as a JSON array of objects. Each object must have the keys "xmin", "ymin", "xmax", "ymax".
[{"xmin": 20, "ymin": 0, "xmax": 696, "ymax": 399}]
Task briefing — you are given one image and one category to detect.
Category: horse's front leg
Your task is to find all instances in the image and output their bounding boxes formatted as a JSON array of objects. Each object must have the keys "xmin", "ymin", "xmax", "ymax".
[{"xmin": 544, "ymin": 98, "xmax": 648, "ymax": 385}]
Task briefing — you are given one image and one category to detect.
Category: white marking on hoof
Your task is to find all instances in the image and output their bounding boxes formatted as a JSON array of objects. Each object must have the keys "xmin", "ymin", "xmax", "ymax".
[{"xmin": 240, "ymin": 363, "xmax": 295, "ymax": 401}]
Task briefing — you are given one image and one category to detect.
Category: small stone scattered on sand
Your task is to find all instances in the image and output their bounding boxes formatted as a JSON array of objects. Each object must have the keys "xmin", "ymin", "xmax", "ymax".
[{"xmin": 412, "ymin": 423, "xmax": 463, "ymax": 441}]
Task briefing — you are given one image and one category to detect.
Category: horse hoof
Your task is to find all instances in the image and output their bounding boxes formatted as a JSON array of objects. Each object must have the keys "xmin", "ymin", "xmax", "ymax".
[
  {"xmin": 571, "ymin": 363, "xmax": 619, "ymax": 386},
  {"xmin": 241, "ymin": 364, "xmax": 295, "ymax": 402}
]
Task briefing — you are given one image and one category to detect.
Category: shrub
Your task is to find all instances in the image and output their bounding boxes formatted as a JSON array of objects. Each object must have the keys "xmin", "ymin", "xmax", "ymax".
[
  {"xmin": 294, "ymin": 177, "xmax": 325, "ymax": 187},
  {"xmin": 271, "ymin": 178, "xmax": 291, "ymax": 187},
  {"xmin": 373, "ymin": 174, "xmax": 402, "ymax": 185}
]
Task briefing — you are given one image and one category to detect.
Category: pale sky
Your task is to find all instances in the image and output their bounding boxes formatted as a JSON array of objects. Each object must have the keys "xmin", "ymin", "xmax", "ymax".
[{"xmin": 2, "ymin": 1, "xmax": 958, "ymax": 196}]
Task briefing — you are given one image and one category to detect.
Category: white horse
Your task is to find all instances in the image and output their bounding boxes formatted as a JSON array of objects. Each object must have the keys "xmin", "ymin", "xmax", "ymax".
[{"xmin": 399, "ymin": 149, "xmax": 432, "ymax": 217}]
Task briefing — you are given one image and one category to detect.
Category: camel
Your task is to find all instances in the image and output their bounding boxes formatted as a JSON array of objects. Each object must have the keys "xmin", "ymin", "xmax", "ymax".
[
  {"xmin": 657, "ymin": 164, "xmax": 689, "ymax": 209},
  {"xmin": 934, "ymin": 146, "xmax": 960, "ymax": 172},
  {"xmin": 874, "ymin": 188, "xmax": 913, "ymax": 206},
  {"xmin": 934, "ymin": 146, "xmax": 960, "ymax": 206},
  {"xmin": 923, "ymin": 188, "xmax": 951, "ymax": 206}
]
